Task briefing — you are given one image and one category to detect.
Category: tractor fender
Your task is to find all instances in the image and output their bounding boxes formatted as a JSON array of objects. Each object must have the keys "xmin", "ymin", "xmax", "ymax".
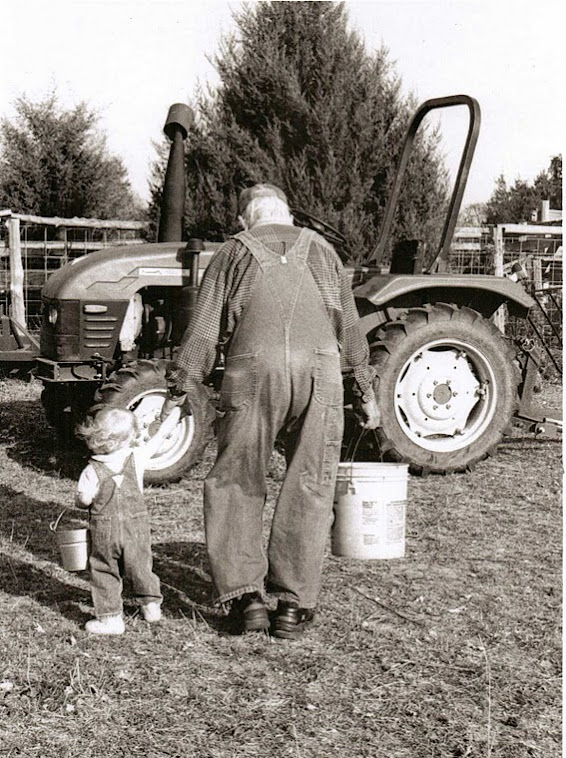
[{"xmin": 354, "ymin": 273, "xmax": 534, "ymax": 325}]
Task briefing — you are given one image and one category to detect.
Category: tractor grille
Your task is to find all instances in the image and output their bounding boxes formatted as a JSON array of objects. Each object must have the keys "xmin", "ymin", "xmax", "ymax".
[{"xmin": 82, "ymin": 315, "xmax": 118, "ymax": 351}]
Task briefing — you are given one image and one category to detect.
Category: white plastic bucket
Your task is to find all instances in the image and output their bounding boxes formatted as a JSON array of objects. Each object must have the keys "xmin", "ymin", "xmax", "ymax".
[{"xmin": 332, "ymin": 462, "xmax": 408, "ymax": 559}]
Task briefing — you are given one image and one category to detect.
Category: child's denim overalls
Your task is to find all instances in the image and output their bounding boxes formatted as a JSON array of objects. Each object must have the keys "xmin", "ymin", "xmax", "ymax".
[{"xmin": 88, "ymin": 454, "xmax": 161, "ymax": 619}]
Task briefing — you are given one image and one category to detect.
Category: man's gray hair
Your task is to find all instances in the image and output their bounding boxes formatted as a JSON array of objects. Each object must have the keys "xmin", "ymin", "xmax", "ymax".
[{"xmin": 241, "ymin": 195, "xmax": 295, "ymax": 229}]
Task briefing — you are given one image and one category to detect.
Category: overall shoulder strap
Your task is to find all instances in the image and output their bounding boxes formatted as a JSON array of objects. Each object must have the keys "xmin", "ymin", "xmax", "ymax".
[
  {"xmin": 90, "ymin": 453, "xmax": 133, "ymax": 480},
  {"xmin": 89, "ymin": 459, "xmax": 111, "ymax": 482},
  {"xmin": 231, "ymin": 230, "xmax": 275, "ymax": 265},
  {"xmin": 289, "ymin": 227, "xmax": 318, "ymax": 263}
]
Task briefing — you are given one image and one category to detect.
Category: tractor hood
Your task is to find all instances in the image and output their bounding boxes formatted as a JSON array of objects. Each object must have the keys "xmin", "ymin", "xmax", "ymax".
[{"xmin": 42, "ymin": 241, "xmax": 219, "ymax": 302}]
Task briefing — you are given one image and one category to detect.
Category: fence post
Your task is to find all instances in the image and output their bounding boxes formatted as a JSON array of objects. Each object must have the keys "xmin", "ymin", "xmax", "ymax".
[
  {"xmin": 7, "ymin": 216, "xmax": 26, "ymax": 330},
  {"xmin": 532, "ymin": 257, "xmax": 543, "ymax": 291},
  {"xmin": 492, "ymin": 224, "xmax": 506, "ymax": 333}
]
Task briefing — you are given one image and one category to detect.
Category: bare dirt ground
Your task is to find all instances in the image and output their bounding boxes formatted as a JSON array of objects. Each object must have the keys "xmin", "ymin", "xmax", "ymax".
[{"xmin": 0, "ymin": 378, "xmax": 562, "ymax": 757}]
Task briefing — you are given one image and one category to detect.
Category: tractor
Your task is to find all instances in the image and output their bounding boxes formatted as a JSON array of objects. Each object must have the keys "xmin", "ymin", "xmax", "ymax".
[{"xmin": 21, "ymin": 95, "xmax": 552, "ymax": 482}]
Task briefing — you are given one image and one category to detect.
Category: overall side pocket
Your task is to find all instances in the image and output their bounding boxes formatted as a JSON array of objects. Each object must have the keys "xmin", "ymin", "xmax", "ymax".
[
  {"xmin": 313, "ymin": 349, "xmax": 343, "ymax": 408},
  {"xmin": 219, "ymin": 352, "xmax": 258, "ymax": 411}
]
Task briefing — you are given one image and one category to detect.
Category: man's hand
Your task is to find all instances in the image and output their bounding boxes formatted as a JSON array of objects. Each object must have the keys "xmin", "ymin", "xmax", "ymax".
[
  {"xmin": 356, "ymin": 393, "xmax": 381, "ymax": 430},
  {"xmin": 159, "ymin": 392, "xmax": 187, "ymax": 422}
]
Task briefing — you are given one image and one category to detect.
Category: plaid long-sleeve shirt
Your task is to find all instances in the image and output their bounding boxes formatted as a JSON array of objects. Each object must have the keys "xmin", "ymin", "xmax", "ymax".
[{"xmin": 168, "ymin": 224, "xmax": 375, "ymax": 400}]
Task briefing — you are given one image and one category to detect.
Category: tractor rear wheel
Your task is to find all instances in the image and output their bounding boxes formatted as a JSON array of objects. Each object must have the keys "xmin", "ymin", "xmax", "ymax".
[
  {"xmin": 92, "ymin": 359, "xmax": 214, "ymax": 484},
  {"xmin": 368, "ymin": 303, "xmax": 520, "ymax": 474}
]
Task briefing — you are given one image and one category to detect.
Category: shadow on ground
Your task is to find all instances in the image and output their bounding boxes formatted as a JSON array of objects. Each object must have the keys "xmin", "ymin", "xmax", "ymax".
[
  {"xmin": 0, "ymin": 552, "xmax": 91, "ymax": 625},
  {"xmin": 0, "ymin": 482, "xmax": 91, "ymax": 624},
  {"xmin": 0, "ymin": 484, "xmax": 82, "ymax": 560},
  {"xmin": 1, "ymin": 398, "xmax": 88, "ymax": 480},
  {"xmin": 152, "ymin": 541, "xmax": 234, "ymax": 633},
  {"xmin": 0, "ymin": 480, "xmax": 234, "ymax": 631}
]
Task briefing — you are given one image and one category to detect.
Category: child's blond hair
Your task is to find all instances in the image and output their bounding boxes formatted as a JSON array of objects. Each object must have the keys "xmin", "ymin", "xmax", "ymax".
[{"xmin": 76, "ymin": 408, "xmax": 140, "ymax": 455}]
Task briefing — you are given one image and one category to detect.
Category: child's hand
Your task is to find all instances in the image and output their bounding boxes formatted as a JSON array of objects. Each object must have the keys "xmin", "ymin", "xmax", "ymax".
[
  {"xmin": 148, "ymin": 405, "xmax": 182, "ymax": 437},
  {"xmin": 159, "ymin": 393, "xmax": 187, "ymax": 422},
  {"xmin": 162, "ymin": 406, "xmax": 182, "ymax": 425}
]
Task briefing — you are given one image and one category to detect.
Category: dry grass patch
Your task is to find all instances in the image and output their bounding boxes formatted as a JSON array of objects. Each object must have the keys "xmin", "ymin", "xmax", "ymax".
[{"xmin": 0, "ymin": 377, "xmax": 561, "ymax": 757}]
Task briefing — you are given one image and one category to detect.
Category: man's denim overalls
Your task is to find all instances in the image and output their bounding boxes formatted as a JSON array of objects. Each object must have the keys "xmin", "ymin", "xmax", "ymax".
[
  {"xmin": 88, "ymin": 454, "xmax": 162, "ymax": 618},
  {"xmin": 204, "ymin": 227, "xmax": 344, "ymax": 609}
]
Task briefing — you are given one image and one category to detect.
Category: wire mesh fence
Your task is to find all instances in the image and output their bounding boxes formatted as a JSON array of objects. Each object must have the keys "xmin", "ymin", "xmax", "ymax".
[
  {"xmin": 450, "ymin": 224, "xmax": 563, "ymax": 379},
  {"xmin": 0, "ymin": 213, "xmax": 145, "ymax": 333}
]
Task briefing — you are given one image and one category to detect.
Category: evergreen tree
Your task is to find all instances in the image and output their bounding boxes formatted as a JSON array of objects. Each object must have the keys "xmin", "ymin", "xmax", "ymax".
[
  {"xmin": 0, "ymin": 93, "xmax": 142, "ymax": 220},
  {"xmin": 485, "ymin": 155, "xmax": 562, "ymax": 224},
  {"xmin": 458, "ymin": 202, "xmax": 488, "ymax": 227},
  {"xmin": 151, "ymin": 1, "xmax": 449, "ymax": 263},
  {"xmin": 533, "ymin": 155, "xmax": 562, "ymax": 211}
]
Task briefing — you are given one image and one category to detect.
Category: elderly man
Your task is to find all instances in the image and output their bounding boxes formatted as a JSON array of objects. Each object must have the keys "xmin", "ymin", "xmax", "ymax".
[{"xmin": 165, "ymin": 183, "xmax": 379, "ymax": 638}]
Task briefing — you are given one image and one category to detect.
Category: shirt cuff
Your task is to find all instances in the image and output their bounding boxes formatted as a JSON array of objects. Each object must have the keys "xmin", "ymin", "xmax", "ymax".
[
  {"xmin": 352, "ymin": 364, "xmax": 376, "ymax": 402},
  {"xmin": 165, "ymin": 362, "xmax": 190, "ymax": 393}
]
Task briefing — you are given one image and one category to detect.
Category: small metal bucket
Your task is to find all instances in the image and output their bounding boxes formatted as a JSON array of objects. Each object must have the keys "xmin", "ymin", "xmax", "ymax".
[{"xmin": 50, "ymin": 510, "xmax": 90, "ymax": 572}]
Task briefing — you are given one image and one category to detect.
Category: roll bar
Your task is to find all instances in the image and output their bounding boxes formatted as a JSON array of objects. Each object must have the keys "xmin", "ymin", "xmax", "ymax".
[{"xmin": 366, "ymin": 95, "xmax": 481, "ymax": 271}]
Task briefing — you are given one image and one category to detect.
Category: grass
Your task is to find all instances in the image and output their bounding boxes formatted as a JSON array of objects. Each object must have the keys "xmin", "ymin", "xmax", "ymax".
[{"xmin": 0, "ymin": 378, "xmax": 562, "ymax": 757}]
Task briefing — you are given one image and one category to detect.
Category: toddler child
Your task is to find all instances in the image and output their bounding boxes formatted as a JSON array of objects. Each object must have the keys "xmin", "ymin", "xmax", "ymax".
[{"xmin": 75, "ymin": 404, "xmax": 182, "ymax": 635}]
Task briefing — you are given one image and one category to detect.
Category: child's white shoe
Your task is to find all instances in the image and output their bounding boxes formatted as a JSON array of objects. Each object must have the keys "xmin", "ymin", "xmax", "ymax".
[
  {"xmin": 141, "ymin": 601, "xmax": 162, "ymax": 623},
  {"xmin": 85, "ymin": 615, "xmax": 125, "ymax": 635}
]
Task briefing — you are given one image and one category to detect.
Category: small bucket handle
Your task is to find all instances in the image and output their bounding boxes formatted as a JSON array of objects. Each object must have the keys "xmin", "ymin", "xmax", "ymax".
[{"xmin": 49, "ymin": 508, "xmax": 68, "ymax": 534}]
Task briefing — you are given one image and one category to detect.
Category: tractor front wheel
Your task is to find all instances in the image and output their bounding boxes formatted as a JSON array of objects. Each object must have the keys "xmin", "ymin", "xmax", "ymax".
[
  {"xmin": 92, "ymin": 360, "xmax": 214, "ymax": 484},
  {"xmin": 369, "ymin": 303, "xmax": 520, "ymax": 474}
]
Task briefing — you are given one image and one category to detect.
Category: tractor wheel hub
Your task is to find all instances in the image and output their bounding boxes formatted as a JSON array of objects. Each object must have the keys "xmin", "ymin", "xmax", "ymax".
[
  {"xmin": 397, "ymin": 347, "xmax": 482, "ymax": 438},
  {"xmin": 432, "ymin": 383, "xmax": 452, "ymax": 404}
]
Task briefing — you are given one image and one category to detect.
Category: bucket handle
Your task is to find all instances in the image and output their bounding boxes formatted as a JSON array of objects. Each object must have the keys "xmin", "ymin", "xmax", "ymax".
[
  {"xmin": 342, "ymin": 428, "xmax": 385, "ymax": 483},
  {"xmin": 344, "ymin": 427, "xmax": 384, "ymax": 463},
  {"xmin": 344, "ymin": 427, "xmax": 366, "ymax": 463},
  {"xmin": 49, "ymin": 508, "xmax": 68, "ymax": 533}
]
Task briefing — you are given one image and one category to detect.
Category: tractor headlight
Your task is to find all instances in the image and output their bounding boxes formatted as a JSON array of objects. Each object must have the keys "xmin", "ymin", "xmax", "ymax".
[{"xmin": 48, "ymin": 306, "xmax": 59, "ymax": 325}]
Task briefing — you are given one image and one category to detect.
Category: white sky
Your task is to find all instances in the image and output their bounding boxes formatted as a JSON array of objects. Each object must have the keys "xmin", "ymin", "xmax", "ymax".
[{"xmin": 1, "ymin": 0, "xmax": 564, "ymax": 207}]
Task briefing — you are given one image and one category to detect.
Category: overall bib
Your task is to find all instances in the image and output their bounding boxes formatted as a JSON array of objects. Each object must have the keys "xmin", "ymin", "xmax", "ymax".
[
  {"xmin": 204, "ymin": 227, "xmax": 344, "ymax": 608},
  {"xmin": 89, "ymin": 455, "xmax": 162, "ymax": 618}
]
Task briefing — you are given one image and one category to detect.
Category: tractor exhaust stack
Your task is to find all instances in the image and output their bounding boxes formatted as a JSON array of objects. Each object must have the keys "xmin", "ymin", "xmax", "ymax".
[{"xmin": 158, "ymin": 103, "xmax": 194, "ymax": 243}]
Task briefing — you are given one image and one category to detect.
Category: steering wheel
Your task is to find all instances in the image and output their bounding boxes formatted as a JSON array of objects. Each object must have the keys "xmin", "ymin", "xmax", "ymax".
[{"xmin": 290, "ymin": 208, "xmax": 351, "ymax": 263}]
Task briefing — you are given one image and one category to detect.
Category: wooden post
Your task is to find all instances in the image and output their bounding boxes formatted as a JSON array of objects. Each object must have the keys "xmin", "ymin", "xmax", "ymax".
[
  {"xmin": 7, "ymin": 216, "xmax": 26, "ymax": 329},
  {"xmin": 492, "ymin": 224, "xmax": 506, "ymax": 334},
  {"xmin": 532, "ymin": 257, "xmax": 543, "ymax": 292}
]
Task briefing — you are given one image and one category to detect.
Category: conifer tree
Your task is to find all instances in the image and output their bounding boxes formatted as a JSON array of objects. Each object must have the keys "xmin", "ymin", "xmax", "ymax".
[
  {"xmin": 152, "ymin": 1, "xmax": 449, "ymax": 262},
  {"xmin": 0, "ymin": 93, "xmax": 141, "ymax": 220},
  {"xmin": 484, "ymin": 155, "xmax": 562, "ymax": 224}
]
